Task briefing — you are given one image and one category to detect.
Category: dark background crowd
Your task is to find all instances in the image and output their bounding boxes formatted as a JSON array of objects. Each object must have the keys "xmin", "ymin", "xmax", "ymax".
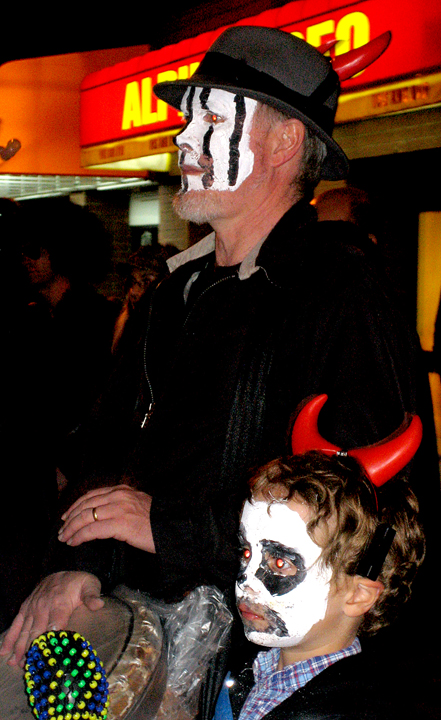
[{"xmin": 0, "ymin": 196, "xmax": 177, "ymax": 629}]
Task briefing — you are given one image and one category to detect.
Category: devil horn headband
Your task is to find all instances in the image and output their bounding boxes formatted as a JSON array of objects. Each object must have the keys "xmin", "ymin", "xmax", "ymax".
[
  {"xmin": 291, "ymin": 394, "xmax": 422, "ymax": 487},
  {"xmin": 318, "ymin": 31, "xmax": 392, "ymax": 81}
]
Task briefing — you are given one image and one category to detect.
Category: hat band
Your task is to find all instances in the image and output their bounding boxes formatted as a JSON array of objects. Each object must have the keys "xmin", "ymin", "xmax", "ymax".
[{"xmin": 192, "ymin": 51, "xmax": 339, "ymax": 135}]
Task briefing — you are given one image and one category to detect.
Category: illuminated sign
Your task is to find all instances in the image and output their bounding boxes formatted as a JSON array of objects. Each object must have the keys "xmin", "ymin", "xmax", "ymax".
[
  {"xmin": 80, "ymin": 0, "xmax": 441, "ymax": 160},
  {"xmin": 336, "ymin": 72, "xmax": 441, "ymax": 123}
]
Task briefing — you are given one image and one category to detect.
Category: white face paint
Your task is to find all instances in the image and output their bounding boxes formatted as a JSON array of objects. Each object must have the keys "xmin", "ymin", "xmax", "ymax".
[
  {"xmin": 236, "ymin": 500, "xmax": 333, "ymax": 648},
  {"xmin": 175, "ymin": 87, "xmax": 257, "ymax": 193}
]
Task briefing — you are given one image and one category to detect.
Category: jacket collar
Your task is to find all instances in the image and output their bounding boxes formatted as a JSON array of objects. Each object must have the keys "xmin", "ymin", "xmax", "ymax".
[{"xmin": 166, "ymin": 200, "xmax": 317, "ymax": 281}]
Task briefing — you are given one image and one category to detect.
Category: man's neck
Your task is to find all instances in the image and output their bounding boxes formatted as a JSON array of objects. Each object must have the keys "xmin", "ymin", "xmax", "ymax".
[
  {"xmin": 39, "ymin": 275, "xmax": 71, "ymax": 310},
  {"xmin": 212, "ymin": 195, "xmax": 296, "ymax": 267}
]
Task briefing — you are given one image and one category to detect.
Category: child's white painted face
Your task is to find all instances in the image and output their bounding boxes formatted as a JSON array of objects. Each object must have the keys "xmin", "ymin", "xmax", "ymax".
[
  {"xmin": 175, "ymin": 87, "xmax": 257, "ymax": 193},
  {"xmin": 236, "ymin": 500, "xmax": 333, "ymax": 648}
]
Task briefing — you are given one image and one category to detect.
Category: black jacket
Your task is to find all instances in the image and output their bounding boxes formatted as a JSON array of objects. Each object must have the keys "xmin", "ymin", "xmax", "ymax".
[{"xmin": 53, "ymin": 200, "xmax": 439, "ymax": 602}]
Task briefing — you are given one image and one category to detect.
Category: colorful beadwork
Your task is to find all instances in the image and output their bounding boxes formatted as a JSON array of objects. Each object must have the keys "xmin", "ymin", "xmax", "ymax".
[{"xmin": 24, "ymin": 631, "xmax": 109, "ymax": 720}]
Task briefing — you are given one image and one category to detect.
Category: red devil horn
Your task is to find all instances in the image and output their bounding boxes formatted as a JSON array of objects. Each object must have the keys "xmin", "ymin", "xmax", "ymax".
[
  {"xmin": 317, "ymin": 39, "xmax": 339, "ymax": 55},
  {"xmin": 291, "ymin": 394, "xmax": 422, "ymax": 488},
  {"xmin": 291, "ymin": 394, "xmax": 341, "ymax": 455},
  {"xmin": 331, "ymin": 31, "xmax": 392, "ymax": 81},
  {"xmin": 349, "ymin": 415, "xmax": 423, "ymax": 488}
]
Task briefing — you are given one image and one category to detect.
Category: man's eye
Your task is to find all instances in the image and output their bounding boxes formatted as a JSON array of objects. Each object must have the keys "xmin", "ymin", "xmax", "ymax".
[{"xmin": 204, "ymin": 112, "xmax": 223, "ymax": 124}]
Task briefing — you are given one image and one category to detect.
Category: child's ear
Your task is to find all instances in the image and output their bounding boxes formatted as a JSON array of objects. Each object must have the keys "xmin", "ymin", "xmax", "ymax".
[{"xmin": 344, "ymin": 577, "xmax": 384, "ymax": 618}]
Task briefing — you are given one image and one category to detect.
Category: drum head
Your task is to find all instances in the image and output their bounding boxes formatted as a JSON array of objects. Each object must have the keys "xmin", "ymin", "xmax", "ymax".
[{"xmin": 0, "ymin": 586, "xmax": 166, "ymax": 719}]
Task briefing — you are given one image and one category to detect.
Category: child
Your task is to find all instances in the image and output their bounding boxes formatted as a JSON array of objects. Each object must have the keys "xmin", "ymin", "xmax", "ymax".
[{"xmin": 214, "ymin": 396, "xmax": 426, "ymax": 720}]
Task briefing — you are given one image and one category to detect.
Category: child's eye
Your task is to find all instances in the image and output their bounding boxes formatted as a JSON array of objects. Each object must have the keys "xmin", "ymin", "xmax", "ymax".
[
  {"xmin": 268, "ymin": 555, "xmax": 297, "ymax": 575},
  {"xmin": 274, "ymin": 557, "xmax": 288, "ymax": 571}
]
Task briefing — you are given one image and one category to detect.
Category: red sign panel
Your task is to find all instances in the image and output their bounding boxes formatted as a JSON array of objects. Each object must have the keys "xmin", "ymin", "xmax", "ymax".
[{"xmin": 80, "ymin": 0, "xmax": 441, "ymax": 148}]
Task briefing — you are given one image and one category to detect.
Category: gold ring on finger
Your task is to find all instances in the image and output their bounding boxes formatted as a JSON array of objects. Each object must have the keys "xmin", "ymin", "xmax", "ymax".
[{"xmin": 92, "ymin": 507, "xmax": 99, "ymax": 522}]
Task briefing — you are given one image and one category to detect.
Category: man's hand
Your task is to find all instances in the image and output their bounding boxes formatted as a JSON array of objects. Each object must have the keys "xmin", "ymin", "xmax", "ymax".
[
  {"xmin": 0, "ymin": 571, "xmax": 103, "ymax": 666},
  {"xmin": 58, "ymin": 485, "xmax": 156, "ymax": 554}
]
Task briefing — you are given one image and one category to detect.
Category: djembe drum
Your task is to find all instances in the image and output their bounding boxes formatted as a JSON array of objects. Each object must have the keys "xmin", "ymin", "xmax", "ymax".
[{"xmin": 0, "ymin": 586, "xmax": 166, "ymax": 720}]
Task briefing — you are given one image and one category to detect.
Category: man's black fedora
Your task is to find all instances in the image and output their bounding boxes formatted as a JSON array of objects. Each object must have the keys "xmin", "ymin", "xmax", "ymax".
[{"xmin": 154, "ymin": 25, "xmax": 348, "ymax": 180}]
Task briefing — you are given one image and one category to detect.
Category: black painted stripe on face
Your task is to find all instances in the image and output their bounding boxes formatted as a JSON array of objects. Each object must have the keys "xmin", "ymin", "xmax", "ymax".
[
  {"xmin": 198, "ymin": 88, "xmax": 215, "ymax": 188},
  {"xmin": 228, "ymin": 95, "xmax": 247, "ymax": 186},
  {"xmin": 199, "ymin": 87, "xmax": 211, "ymax": 109},
  {"xmin": 237, "ymin": 526, "xmax": 248, "ymax": 586},
  {"xmin": 264, "ymin": 607, "xmax": 289, "ymax": 637},
  {"xmin": 240, "ymin": 602, "xmax": 289, "ymax": 639},
  {"xmin": 202, "ymin": 125, "xmax": 215, "ymax": 188},
  {"xmin": 255, "ymin": 539, "xmax": 307, "ymax": 596}
]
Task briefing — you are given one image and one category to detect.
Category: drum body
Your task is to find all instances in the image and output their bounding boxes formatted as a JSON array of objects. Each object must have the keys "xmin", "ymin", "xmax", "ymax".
[{"xmin": 0, "ymin": 586, "xmax": 166, "ymax": 720}]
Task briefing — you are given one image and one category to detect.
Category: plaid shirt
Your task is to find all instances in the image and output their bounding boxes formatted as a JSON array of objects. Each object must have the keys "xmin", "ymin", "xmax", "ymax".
[{"xmin": 238, "ymin": 638, "xmax": 361, "ymax": 720}]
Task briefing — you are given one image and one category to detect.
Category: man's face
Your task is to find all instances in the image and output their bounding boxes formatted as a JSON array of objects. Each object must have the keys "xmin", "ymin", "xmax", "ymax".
[
  {"xmin": 236, "ymin": 498, "xmax": 333, "ymax": 648},
  {"xmin": 173, "ymin": 87, "xmax": 259, "ymax": 223},
  {"xmin": 21, "ymin": 247, "xmax": 54, "ymax": 287}
]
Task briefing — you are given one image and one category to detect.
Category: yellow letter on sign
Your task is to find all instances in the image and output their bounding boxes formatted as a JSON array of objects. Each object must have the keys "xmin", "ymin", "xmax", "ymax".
[
  {"xmin": 306, "ymin": 20, "xmax": 335, "ymax": 47},
  {"xmin": 335, "ymin": 12, "xmax": 370, "ymax": 55},
  {"xmin": 156, "ymin": 70, "xmax": 178, "ymax": 122},
  {"xmin": 141, "ymin": 77, "xmax": 158, "ymax": 125},
  {"xmin": 122, "ymin": 81, "xmax": 142, "ymax": 129}
]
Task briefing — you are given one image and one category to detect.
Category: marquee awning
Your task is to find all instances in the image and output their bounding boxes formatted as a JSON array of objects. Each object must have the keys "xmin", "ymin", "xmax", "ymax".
[{"xmin": 80, "ymin": 0, "xmax": 441, "ymax": 171}]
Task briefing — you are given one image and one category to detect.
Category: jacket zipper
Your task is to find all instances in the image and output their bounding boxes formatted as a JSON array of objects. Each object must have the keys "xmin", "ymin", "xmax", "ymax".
[
  {"xmin": 182, "ymin": 274, "xmax": 236, "ymax": 331},
  {"xmin": 141, "ymin": 273, "xmax": 236, "ymax": 429},
  {"xmin": 140, "ymin": 286, "xmax": 158, "ymax": 429},
  {"xmin": 141, "ymin": 401, "xmax": 155, "ymax": 429}
]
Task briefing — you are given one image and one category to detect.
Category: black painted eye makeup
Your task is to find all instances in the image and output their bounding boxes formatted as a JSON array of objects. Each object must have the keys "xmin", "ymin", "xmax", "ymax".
[
  {"xmin": 237, "ymin": 527, "xmax": 251, "ymax": 585},
  {"xmin": 255, "ymin": 539, "xmax": 307, "ymax": 596}
]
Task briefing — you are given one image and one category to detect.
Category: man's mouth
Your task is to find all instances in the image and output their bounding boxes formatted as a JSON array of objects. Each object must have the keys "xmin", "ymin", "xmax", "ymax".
[{"xmin": 179, "ymin": 163, "xmax": 204, "ymax": 175}]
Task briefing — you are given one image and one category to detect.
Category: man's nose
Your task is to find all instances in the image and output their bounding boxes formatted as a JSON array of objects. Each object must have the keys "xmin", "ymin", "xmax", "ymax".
[
  {"xmin": 174, "ymin": 124, "xmax": 199, "ymax": 152},
  {"xmin": 175, "ymin": 138, "xmax": 193, "ymax": 152}
]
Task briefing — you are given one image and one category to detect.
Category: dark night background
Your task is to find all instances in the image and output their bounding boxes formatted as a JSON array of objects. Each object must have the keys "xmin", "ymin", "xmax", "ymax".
[{"xmin": 1, "ymin": 1, "xmax": 290, "ymax": 64}]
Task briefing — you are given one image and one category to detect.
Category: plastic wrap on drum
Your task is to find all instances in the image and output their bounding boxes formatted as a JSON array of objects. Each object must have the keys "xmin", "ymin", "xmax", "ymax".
[
  {"xmin": 106, "ymin": 586, "xmax": 167, "ymax": 720},
  {"xmin": 1, "ymin": 586, "xmax": 231, "ymax": 720},
  {"xmin": 152, "ymin": 586, "xmax": 233, "ymax": 720}
]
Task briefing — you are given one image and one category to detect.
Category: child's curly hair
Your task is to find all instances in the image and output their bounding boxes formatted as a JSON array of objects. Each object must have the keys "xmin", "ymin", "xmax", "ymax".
[{"xmin": 249, "ymin": 451, "xmax": 425, "ymax": 635}]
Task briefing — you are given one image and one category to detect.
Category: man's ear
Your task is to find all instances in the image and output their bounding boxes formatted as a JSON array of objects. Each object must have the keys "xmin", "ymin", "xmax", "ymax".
[
  {"xmin": 344, "ymin": 576, "xmax": 384, "ymax": 619},
  {"xmin": 270, "ymin": 118, "xmax": 305, "ymax": 168}
]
